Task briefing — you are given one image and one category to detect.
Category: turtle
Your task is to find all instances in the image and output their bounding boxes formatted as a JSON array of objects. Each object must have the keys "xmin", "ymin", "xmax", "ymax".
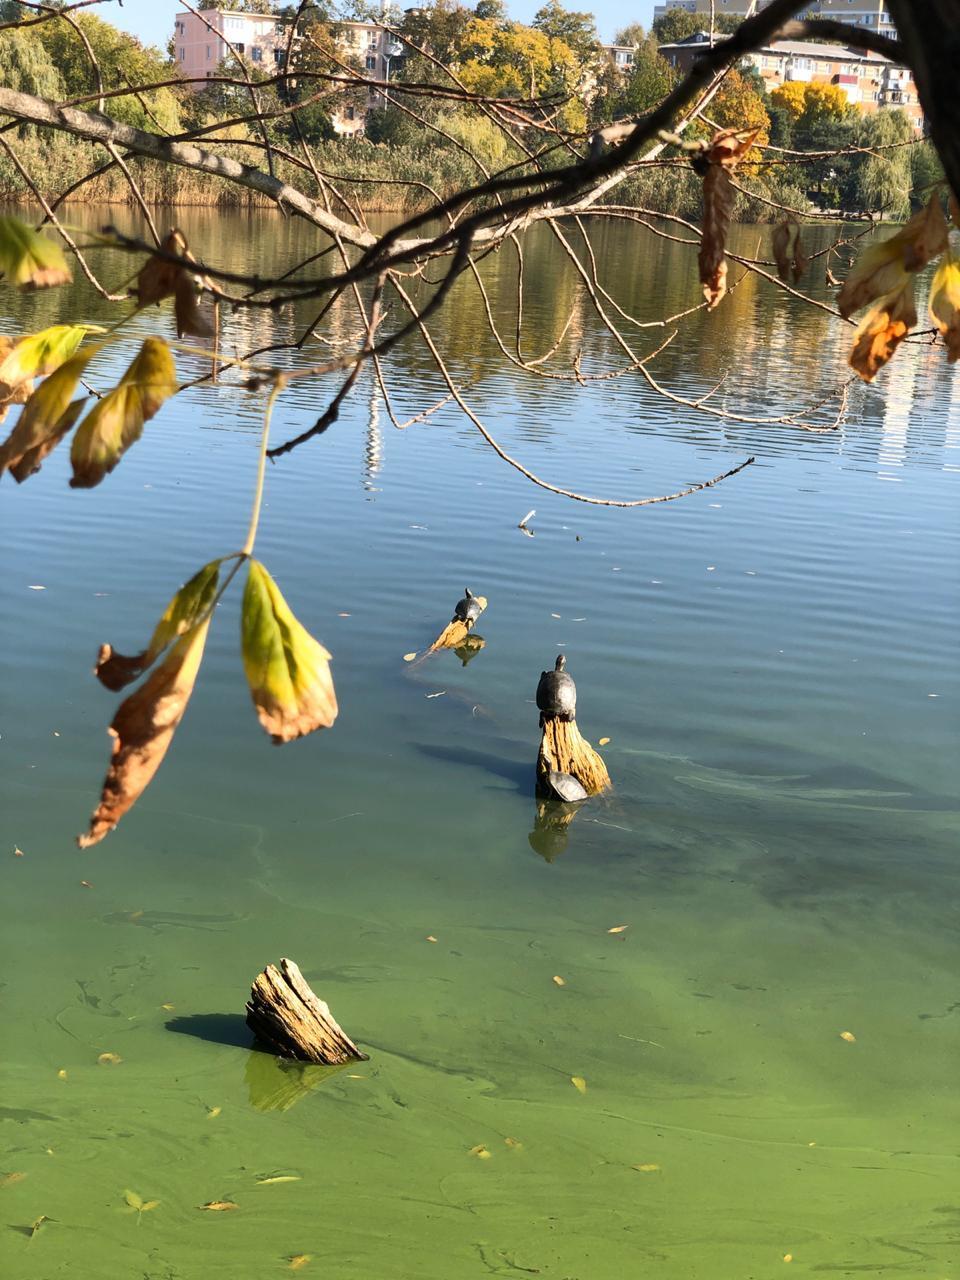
[
  {"xmin": 539, "ymin": 769, "xmax": 588, "ymax": 803},
  {"xmin": 452, "ymin": 588, "xmax": 483, "ymax": 628},
  {"xmin": 536, "ymin": 654, "xmax": 577, "ymax": 725}
]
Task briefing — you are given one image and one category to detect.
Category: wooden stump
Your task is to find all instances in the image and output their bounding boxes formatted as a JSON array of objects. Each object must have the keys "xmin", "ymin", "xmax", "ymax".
[
  {"xmin": 537, "ymin": 716, "xmax": 611, "ymax": 795},
  {"xmin": 246, "ymin": 958, "xmax": 367, "ymax": 1064}
]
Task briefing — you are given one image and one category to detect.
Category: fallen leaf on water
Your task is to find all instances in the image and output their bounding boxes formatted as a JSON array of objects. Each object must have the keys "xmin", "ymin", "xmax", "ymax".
[
  {"xmin": 807, "ymin": 1142, "xmax": 817, "ymax": 1147},
  {"xmin": 425, "ymin": 690, "xmax": 446, "ymax": 699},
  {"xmin": 632, "ymin": 1163, "xmax": 660, "ymax": 1173},
  {"xmin": 425, "ymin": 935, "xmax": 438, "ymax": 943},
  {"xmin": 57, "ymin": 1069, "xmax": 67, "ymax": 1081},
  {"xmin": 199, "ymin": 1200, "xmax": 238, "ymax": 1211},
  {"xmin": 504, "ymin": 1137, "xmax": 523, "ymax": 1150},
  {"xmin": 161, "ymin": 1002, "xmax": 175, "ymax": 1011},
  {"xmin": 207, "ymin": 1106, "xmax": 221, "ymax": 1119},
  {"xmin": 128, "ymin": 910, "xmax": 144, "ymax": 922},
  {"xmin": 551, "ymin": 613, "xmax": 561, "ymax": 619},
  {"xmin": 552, "ymin": 975, "xmax": 566, "ymax": 986},
  {"xmin": 402, "ymin": 653, "xmax": 417, "ymax": 662},
  {"xmin": 97, "ymin": 1052, "xmax": 122, "ymax": 1065},
  {"xmin": 80, "ymin": 880, "xmax": 92, "ymax": 888},
  {"xmin": 256, "ymin": 1174, "xmax": 300, "ymax": 1185},
  {"xmin": 13, "ymin": 846, "xmax": 24, "ymax": 857},
  {"xmin": 0, "ymin": 1171, "xmax": 27, "ymax": 1188},
  {"xmin": 28, "ymin": 584, "xmax": 46, "ymax": 590},
  {"xmin": 839, "ymin": 1031, "xmax": 856, "ymax": 1043},
  {"xmin": 337, "ymin": 612, "xmax": 351, "ymax": 618},
  {"xmin": 607, "ymin": 924, "xmax": 629, "ymax": 934},
  {"xmin": 289, "ymin": 1256, "xmax": 312, "ymax": 1271},
  {"xmin": 29, "ymin": 1214, "xmax": 48, "ymax": 1237},
  {"xmin": 469, "ymin": 1145, "xmax": 492, "ymax": 1160},
  {"xmin": 783, "ymin": 1254, "xmax": 793, "ymax": 1263},
  {"xmin": 123, "ymin": 1189, "xmax": 144, "ymax": 1210},
  {"xmin": 571, "ymin": 1076, "xmax": 587, "ymax": 1094},
  {"xmin": 598, "ymin": 736, "xmax": 611, "ymax": 746}
]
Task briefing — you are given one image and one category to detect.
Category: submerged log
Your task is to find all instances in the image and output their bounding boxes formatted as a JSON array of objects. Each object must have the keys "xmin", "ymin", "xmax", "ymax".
[
  {"xmin": 246, "ymin": 958, "xmax": 367, "ymax": 1064},
  {"xmin": 429, "ymin": 589, "xmax": 488, "ymax": 652}
]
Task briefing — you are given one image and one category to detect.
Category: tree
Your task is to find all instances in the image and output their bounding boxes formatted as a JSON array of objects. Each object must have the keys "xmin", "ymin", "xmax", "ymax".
[
  {"xmin": 0, "ymin": 0, "xmax": 957, "ymax": 842},
  {"xmin": 531, "ymin": 0, "xmax": 598, "ymax": 62},
  {"xmin": 651, "ymin": 9, "xmax": 742, "ymax": 44},
  {"xmin": 617, "ymin": 37, "xmax": 677, "ymax": 117},
  {"xmin": 614, "ymin": 23, "xmax": 646, "ymax": 48}
]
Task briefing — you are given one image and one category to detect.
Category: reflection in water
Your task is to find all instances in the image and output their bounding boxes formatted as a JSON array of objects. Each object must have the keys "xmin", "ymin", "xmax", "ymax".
[
  {"xmin": 364, "ymin": 382, "xmax": 383, "ymax": 493},
  {"xmin": 527, "ymin": 797, "xmax": 585, "ymax": 862},
  {"xmin": 245, "ymin": 1049, "xmax": 349, "ymax": 1112},
  {"xmin": 452, "ymin": 634, "xmax": 485, "ymax": 666}
]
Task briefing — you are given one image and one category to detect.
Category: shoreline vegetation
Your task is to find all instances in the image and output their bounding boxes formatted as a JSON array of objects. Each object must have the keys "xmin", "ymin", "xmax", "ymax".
[{"xmin": 0, "ymin": 2, "xmax": 944, "ymax": 219}]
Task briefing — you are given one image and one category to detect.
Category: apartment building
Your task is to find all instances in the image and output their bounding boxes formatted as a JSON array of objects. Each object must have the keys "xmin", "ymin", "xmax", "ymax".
[
  {"xmin": 659, "ymin": 30, "xmax": 922, "ymax": 130},
  {"xmin": 653, "ymin": 0, "xmax": 896, "ymax": 39},
  {"xmin": 332, "ymin": 20, "xmax": 404, "ymax": 135},
  {"xmin": 173, "ymin": 9, "xmax": 287, "ymax": 85},
  {"xmin": 600, "ymin": 44, "xmax": 638, "ymax": 73}
]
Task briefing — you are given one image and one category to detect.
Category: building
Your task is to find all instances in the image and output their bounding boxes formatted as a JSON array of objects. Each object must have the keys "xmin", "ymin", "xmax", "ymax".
[
  {"xmin": 332, "ymin": 21, "xmax": 404, "ymax": 136},
  {"xmin": 173, "ymin": 9, "xmax": 287, "ymax": 86},
  {"xmin": 653, "ymin": 0, "xmax": 897, "ymax": 40},
  {"xmin": 658, "ymin": 30, "xmax": 922, "ymax": 130},
  {"xmin": 600, "ymin": 44, "xmax": 638, "ymax": 74}
]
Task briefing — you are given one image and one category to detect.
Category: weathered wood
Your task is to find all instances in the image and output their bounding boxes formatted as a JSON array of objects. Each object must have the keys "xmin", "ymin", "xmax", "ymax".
[
  {"xmin": 245, "ymin": 958, "xmax": 367, "ymax": 1065},
  {"xmin": 537, "ymin": 716, "xmax": 611, "ymax": 796}
]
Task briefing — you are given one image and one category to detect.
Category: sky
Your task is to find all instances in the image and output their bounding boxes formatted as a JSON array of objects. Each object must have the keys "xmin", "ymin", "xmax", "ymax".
[{"xmin": 105, "ymin": 0, "xmax": 652, "ymax": 52}]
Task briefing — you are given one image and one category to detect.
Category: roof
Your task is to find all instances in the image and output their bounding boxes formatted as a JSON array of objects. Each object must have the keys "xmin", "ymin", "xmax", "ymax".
[{"xmin": 658, "ymin": 32, "xmax": 902, "ymax": 67}]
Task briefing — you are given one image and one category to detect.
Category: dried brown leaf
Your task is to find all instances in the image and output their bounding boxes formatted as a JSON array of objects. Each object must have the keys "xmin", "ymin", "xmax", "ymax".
[
  {"xmin": 199, "ymin": 1200, "xmax": 238, "ymax": 1211},
  {"xmin": 697, "ymin": 130, "xmax": 759, "ymax": 310},
  {"xmin": 0, "ymin": 1171, "xmax": 27, "ymax": 1188},
  {"xmin": 848, "ymin": 283, "xmax": 916, "ymax": 382},
  {"xmin": 97, "ymin": 1051, "xmax": 122, "ymax": 1065},
  {"xmin": 77, "ymin": 619, "xmax": 211, "ymax": 847},
  {"xmin": 137, "ymin": 230, "xmax": 214, "ymax": 339},
  {"xmin": 838, "ymin": 196, "xmax": 949, "ymax": 319}
]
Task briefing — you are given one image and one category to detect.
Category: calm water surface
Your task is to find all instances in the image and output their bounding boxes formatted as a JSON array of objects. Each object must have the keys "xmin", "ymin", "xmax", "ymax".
[{"xmin": 1, "ymin": 210, "xmax": 958, "ymax": 1278}]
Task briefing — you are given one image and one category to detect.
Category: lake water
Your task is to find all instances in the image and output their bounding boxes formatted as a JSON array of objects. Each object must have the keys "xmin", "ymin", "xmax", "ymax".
[{"xmin": 1, "ymin": 209, "xmax": 958, "ymax": 1278}]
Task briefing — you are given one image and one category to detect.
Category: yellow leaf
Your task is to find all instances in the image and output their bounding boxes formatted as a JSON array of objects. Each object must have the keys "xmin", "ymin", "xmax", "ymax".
[
  {"xmin": 607, "ymin": 924, "xmax": 628, "ymax": 934},
  {"xmin": 78, "ymin": 620, "xmax": 211, "ymax": 847},
  {"xmin": 70, "ymin": 337, "xmax": 177, "ymax": 488},
  {"xmin": 848, "ymin": 283, "xmax": 916, "ymax": 382},
  {"xmin": 783, "ymin": 1254, "xmax": 793, "ymax": 1263},
  {"xmin": 241, "ymin": 560, "xmax": 337, "ymax": 744},
  {"xmin": 552, "ymin": 975, "xmax": 566, "ymax": 986},
  {"xmin": 469, "ymin": 1145, "xmax": 492, "ymax": 1159},
  {"xmin": 632, "ymin": 1163, "xmax": 660, "ymax": 1173},
  {"xmin": 140, "ymin": 1200, "xmax": 160, "ymax": 1212},
  {"xmin": 504, "ymin": 1137, "xmax": 523, "ymax": 1150},
  {"xmin": 160, "ymin": 1003, "xmax": 175, "ymax": 1011},
  {"xmin": 97, "ymin": 1052, "xmax": 122, "ymax": 1065},
  {"xmin": 839, "ymin": 1030, "xmax": 856, "ymax": 1043},
  {"xmin": 0, "ymin": 347, "xmax": 99, "ymax": 482},
  {"xmin": 402, "ymin": 652, "xmax": 417, "ymax": 662},
  {"xmin": 124, "ymin": 1189, "xmax": 143, "ymax": 1211},
  {"xmin": 0, "ymin": 1171, "xmax": 27, "ymax": 1188},
  {"xmin": 199, "ymin": 1200, "xmax": 238, "ymax": 1211},
  {"xmin": 289, "ymin": 1256, "xmax": 312, "ymax": 1271},
  {"xmin": 30, "ymin": 1214, "xmax": 48, "ymax": 1236},
  {"xmin": 94, "ymin": 559, "xmax": 221, "ymax": 692},
  {"xmin": 255, "ymin": 1174, "xmax": 300, "ymax": 1184},
  {"xmin": 207, "ymin": 1106, "xmax": 222, "ymax": 1119},
  {"xmin": 425, "ymin": 935, "xmax": 438, "ymax": 943},
  {"xmin": 0, "ymin": 325, "xmax": 92, "ymax": 390},
  {"xmin": 598, "ymin": 737, "xmax": 611, "ymax": 746},
  {"xmin": 838, "ymin": 196, "xmax": 948, "ymax": 320},
  {"xmin": 571, "ymin": 1076, "xmax": 587, "ymax": 1094},
  {"xmin": 0, "ymin": 215, "xmax": 71, "ymax": 289},
  {"xmin": 57, "ymin": 1069, "xmax": 67, "ymax": 1080},
  {"xmin": 929, "ymin": 258, "xmax": 960, "ymax": 362}
]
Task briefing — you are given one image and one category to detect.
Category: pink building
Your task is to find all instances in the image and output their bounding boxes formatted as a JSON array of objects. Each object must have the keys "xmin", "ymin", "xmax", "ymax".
[{"xmin": 173, "ymin": 9, "xmax": 287, "ymax": 86}]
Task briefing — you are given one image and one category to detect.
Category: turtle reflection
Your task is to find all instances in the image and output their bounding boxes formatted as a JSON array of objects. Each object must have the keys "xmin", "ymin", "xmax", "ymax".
[
  {"xmin": 528, "ymin": 796, "xmax": 585, "ymax": 862},
  {"xmin": 452, "ymin": 634, "xmax": 485, "ymax": 666}
]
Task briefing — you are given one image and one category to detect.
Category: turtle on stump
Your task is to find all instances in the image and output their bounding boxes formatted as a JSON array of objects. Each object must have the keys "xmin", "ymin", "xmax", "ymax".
[
  {"xmin": 535, "ymin": 654, "xmax": 610, "ymax": 797},
  {"xmin": 430, "ymin": 587, "xmax": 488, "ymax": 652}
]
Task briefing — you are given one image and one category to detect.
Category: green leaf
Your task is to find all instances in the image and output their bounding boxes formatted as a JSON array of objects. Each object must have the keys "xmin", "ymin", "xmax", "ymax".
[
  {"xmin": 95, "ymin": 559, "xmax": 222, "ymax": 692},
  {"xmin": 70, "ymin": 337, "xmax": 177, "ymax": 489},
  {"xmin": 241, "ymin": 560, "xmax": 338, "ymax": 744},
  {"xmin": 0, "ymin": 347, "xmax": 99, "ymax": 482},
  {"xmin": 0, "ymin": 324, "xmax": 92, "ymax": 389},
  {"xmin": 0, "ymin": 215, "xmax": 71, "ymax": 290}
]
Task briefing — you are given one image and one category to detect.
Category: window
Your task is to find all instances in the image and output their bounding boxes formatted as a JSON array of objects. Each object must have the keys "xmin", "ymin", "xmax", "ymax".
[
  {"xmin": 346, "ymin": 107, "xmax": 355, "ymax": 121},
  {"xmin": 206, "ymin": 45, "xmax": 212, "ymax": 60},
  {"xmin": 178, "ymin": 47, "xmax": 184, "ymax": 61},
  {"xmin": 252, "ymin": 46, "xmax": 262, "ymax": 62},
  {"xmin": 236, "ymin": 42, "xmax": 244, "ymax": 53},
  {"xmin": 365, "ymin": 54, "xmax": 377, "ymax": 69},
  {"xmin": 274, "ymin": 49, "xmax": 284, "ymax": 64}
]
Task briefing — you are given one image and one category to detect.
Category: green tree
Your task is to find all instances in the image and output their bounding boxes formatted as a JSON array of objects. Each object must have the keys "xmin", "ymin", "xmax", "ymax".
[
  {"xmin": 651, "ymin": 10, "xmax": 741, "ymax": 44},
  {"xmin": 531, "ymin": 0, "xmax": 598, "ymax": 62},
  {"xmin": 618, "ymin": 36, "xmax": 677, "ymax": 117}
]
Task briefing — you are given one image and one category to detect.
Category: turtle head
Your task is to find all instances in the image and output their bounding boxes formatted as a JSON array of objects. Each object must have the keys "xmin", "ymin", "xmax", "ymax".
[
  {"xmin": 464, "ymin": 587, "xmax": 474, "ymax": 599},
  {"xmin": 555, "ymin": 654, "xmax": 566, "ymax": 671}
]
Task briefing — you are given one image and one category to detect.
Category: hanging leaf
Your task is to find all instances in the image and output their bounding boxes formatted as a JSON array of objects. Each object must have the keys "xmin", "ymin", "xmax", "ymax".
[
  {"xmin": 697, "ymin": 129, "xmax": 759, "ymax": 310},
  {"xmin": 838, "ymin": 195, "xmax": 949, "ymax": 319},
  {"xmin": 0, "ymin": 324, "xmax": 91, "ymax": 390},
  {"xmin": 0, "ymin": 347, "xmax": 99, "ymax": 482},
  {"xmin": 241, "ymin": 560, "xmax": 338, "ymax": 744},
  {"xmin": 771, "ymin": 218, "xmax": 807, "ymax": 285},
  {"xmin": 0, "ymin": 336, "xmax": 33, "ymax": 421},
  {"xmin": 95, "ymin": 559, "xmax": 221, "ymax": 692},
  {"xmin": 136, "ymin": 229, "xmax": 214, "ymax": 338},
  {"xmin": 929, "ymin": 258, "xmax": 960, "ymax": 362},
  {"xmin": 77, "ymin": 619, "xmax": 211, "ymax": 847},
  {"xmin": 848, "ymin": 283, "xmax": 916, "ymax": 383},
  {"xmin": 70, "ymin": 338, "xmax": 177, "ymax": 489},
  {"xmin": 0, "ymin": 215, "xmax": 71, "ymax": 289}
]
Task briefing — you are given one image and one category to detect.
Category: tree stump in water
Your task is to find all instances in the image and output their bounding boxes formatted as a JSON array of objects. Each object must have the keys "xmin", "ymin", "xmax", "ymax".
[
  {"xmin": 537, "ymin": 716, "xmax": 610, "ymax": 796},
  {"xmin": 246, "ymin": 958, "xmax": 367, "ymax": 1064}
]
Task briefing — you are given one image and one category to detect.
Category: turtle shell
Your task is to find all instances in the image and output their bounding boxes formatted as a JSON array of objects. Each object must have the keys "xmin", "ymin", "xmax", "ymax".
[
  {"xmin": 536, "ymin": 663, "xmax": 577, "ymax": 718},
  {"xmin": 453, "ymin": 589, "xmax": 483, "ymax": 625},
  {"xmin": 541, "ymin": 770, "xmax": 588, "ymax": 803}
]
